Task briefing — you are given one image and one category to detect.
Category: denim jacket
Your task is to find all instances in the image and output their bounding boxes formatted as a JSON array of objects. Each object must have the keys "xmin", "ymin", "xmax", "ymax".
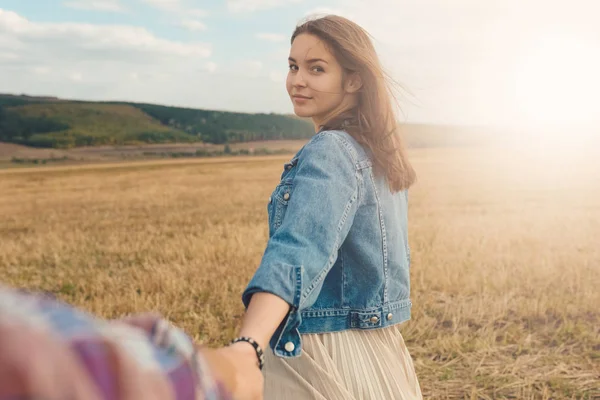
[{"xmin": 242, "ymin": 129, "xmax": 412, "ymax": 359}]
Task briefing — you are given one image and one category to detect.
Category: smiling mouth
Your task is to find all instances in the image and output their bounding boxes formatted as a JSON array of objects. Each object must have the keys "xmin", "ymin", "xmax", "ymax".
[{"xmin": 292, "ymin": 95, "xmax": 312, "ymax": 99}]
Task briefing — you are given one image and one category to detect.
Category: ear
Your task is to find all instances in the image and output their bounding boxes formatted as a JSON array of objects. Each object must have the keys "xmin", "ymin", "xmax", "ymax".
[{"xmin": 344, "ymin": 72, "xmax": 363, "ymax": 94}]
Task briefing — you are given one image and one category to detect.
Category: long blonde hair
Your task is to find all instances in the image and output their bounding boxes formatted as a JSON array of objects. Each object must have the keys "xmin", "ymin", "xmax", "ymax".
[{"xmin": 292, "ymin": 15, "xmax": 416, "ymax": 192}]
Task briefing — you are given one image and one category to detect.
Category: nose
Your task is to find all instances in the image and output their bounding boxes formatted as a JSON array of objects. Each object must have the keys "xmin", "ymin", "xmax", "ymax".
[{"xmin": 290, "ymin": 69, "xmax": 307, "ymax": 88}]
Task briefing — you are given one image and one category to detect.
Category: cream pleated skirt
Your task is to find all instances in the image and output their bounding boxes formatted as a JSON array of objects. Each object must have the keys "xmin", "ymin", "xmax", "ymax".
[{"xmin": 263, "ymin": 325, "xmax": 423, "ymax": 400}]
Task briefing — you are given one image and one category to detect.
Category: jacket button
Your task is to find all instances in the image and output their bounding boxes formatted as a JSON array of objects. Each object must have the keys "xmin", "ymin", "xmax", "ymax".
[
  {"xmin": 284, "ymin": 342, "xmax": 295, "ymax": 352},
  {"xmin": 283, "ymin": 193, "xmax": 290, "ymax": 201},
  {"xmin": 268, "ymin": 197, "xmax": 272, "ymax": 204},
  {"xmin": 370, "ymin": 316, "xmax": 379, "ymax": 323},
  {"xmin": 387, "ymin": 313, "xmax": 393, "ymax": 321},
  {"xmin": 285, "ymin": 164, "xmax": 292, "ymax": 170}
]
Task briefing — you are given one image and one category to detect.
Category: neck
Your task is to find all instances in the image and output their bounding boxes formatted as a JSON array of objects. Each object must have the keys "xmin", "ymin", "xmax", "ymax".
[
  {"xmin": 312, "ymin": 95, "xmax": 358, "ymax": 133},
  {"xmin": 312, "ymin": 119, "xmax": 322, "ymax": 133}
]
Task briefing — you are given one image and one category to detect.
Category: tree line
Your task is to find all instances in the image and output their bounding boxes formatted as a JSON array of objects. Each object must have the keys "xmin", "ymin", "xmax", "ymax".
[{"xmin": 130, "ymin": 103, "xmax": 313, "ymax": 144}]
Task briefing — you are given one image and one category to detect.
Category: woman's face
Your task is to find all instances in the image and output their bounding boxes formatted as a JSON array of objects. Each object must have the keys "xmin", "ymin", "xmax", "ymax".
[{"xmin": 286, "ymin": 33, "xmax": 356, "ymax": 129}]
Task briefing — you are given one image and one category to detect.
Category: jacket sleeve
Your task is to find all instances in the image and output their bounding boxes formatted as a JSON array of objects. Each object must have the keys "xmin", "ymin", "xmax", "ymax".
[{"xmin": 242, "ymin": 131, "xmax": 360, "ymax": 358}]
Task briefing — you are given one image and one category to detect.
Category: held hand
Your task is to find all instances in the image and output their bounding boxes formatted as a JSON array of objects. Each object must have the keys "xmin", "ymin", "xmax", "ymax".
[{"xmin": 204, "ymin": 343, "xmax": 264, "ymax": 400}]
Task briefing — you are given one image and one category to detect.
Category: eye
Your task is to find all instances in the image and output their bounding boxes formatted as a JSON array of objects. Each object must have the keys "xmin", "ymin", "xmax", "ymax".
[
  {"xmin": 311, "ymin": 65, "xmax": 325, "ymax": 73},
  {"xmin": 288, "ymin": 64, "xmax": 298, "ymax": 71}
]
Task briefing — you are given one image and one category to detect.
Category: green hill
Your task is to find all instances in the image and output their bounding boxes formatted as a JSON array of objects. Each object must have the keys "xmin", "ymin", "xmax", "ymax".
[
  {"xmin": 130, "ymin": 103, "xmax": 314, "ymax": 144},
  {"xmin": 0, "ymin": 94, "xmax": 314, "ymax": 149}
]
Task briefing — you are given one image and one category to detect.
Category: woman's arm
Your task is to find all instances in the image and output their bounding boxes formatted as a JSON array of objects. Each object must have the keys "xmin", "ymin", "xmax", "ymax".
[{"xmin": 235, "ymin": 292, "xmax": 291, "ymax": 351}]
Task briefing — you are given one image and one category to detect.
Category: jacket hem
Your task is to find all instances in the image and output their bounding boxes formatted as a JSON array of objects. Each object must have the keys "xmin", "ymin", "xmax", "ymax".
[{"xmin": 297, "ymin": 299, "xmax": 412, "ymax": 334}]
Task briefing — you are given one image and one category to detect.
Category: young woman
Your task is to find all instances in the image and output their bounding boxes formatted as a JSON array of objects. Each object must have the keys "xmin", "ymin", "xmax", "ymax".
[{"xmin": 228, "ymin": 14, "xmax": 422, "ymax": 399}]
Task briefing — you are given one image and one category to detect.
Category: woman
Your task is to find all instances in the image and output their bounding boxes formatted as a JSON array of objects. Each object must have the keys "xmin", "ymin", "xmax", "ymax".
[{"xmin": 228, "ymin": 14, "xmax": 422, "ymax": 399}]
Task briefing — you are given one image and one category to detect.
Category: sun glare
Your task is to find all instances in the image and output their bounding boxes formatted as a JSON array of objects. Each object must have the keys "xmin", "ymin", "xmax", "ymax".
[
  {"xmin": 514, "ymin": 34, "xmax": 600, "ymax": 128},
  {"xmin": 507, "ymin": 33, "xmax": 600, "ymax": 163}
]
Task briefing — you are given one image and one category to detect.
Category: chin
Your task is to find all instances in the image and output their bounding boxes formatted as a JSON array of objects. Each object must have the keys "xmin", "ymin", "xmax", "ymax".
[{"xmin": 292, "ymin": 107, "xmax": 314, "ymax": 118}]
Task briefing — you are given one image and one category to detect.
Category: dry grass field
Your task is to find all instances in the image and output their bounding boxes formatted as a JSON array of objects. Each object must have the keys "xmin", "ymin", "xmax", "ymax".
[{"xmin": 1, "ymin": 146, "xmax": 599, "ymax": 399}]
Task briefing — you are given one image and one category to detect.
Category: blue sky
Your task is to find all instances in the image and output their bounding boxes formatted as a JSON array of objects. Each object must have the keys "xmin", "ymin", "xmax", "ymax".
[{"xmin": 1, "ymin": 0, "xmax": 599, "ymax": 126}]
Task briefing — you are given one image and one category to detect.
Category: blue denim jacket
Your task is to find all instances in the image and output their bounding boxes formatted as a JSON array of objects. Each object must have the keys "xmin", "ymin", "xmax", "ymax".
[{"xmin": 242, "ymin": 129, "xmax": 412, "ymax": 358}]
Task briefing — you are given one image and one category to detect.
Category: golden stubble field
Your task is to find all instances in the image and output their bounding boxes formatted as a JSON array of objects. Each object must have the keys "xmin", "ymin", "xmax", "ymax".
[{"xmin": 1, "ymin": 147, "xmax": 599, "ymax": 399}]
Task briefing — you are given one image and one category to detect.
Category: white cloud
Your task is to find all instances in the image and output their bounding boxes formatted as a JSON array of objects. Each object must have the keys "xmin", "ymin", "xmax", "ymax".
[
  {"xmin": 141, "ymin": 0, "xmax": 207, "ymax": 17},
  {"xmin": 180, "ymin": 19, "xmax": 206, "ymax": 32},
  {"xmin": 64, "ymin": 0, "xmax": 125, "ymax": 12},
  {"xmin": 238, "ymin": 60, "xmax": 263, "ymax": 78},
  {"xmin": 32, "ymin": 66, "xmax": 52, "ymax": 75},
  {"xmin": 228, "ymin": 0, "xmax": 302, "ymax": 13},
  {"xmin": 256, "ymin": 33, "xmax": 287, "ymax": 43},
  {"xmin": 189, "ymin": 9, "xmax": 208, "ymax": 18},
  {"xmin": 70, "ymin": 72, "xmax": 84, "ymax": 82},
  {"xmin": 0, "ymin": 9, "xmax": 211, "ymax": 59},
  {"xmin": 141, "ymin": 0, "xmax": 208, "ymax": 32},
  {"xmin": 269, "ymin": 70, "xmax": 285, "ymax": 83},
  {"xmin": 141, "ymin": 0, "xmax": 180, "ymax": 12},
  {"xmin": 0, "ymin": 51, "xmax": 19, "ymax": 61},
  {"xmin": 204, "ymin": 61, "xmax": 218, "ymax": 73},
  {"xmin": 304, "ymin": 7, "xmax": 347, "ymax": 18}
]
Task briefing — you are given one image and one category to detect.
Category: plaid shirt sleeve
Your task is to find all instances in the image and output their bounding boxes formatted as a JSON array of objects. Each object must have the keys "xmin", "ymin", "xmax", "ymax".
[{"xmin": 0, "ymin": 284, "xmax": 232, "ymax": 400}]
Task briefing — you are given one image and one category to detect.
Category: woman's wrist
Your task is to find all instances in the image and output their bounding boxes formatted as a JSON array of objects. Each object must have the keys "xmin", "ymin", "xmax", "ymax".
[
  {"xmin": 228, "ymin": 340, "xmax": 259, "ymax": 358},
  {"xmin": 228, "ymin": 337, "xmax": 265, "ymax": 370},
  {"xmin": 237, "ymin": 328, "xmax": 270, "ymax": 351}
]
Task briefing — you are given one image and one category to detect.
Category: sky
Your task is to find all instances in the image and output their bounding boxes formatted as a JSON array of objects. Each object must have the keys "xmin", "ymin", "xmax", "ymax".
[{"xmin": 1, "ymin": 0, "xmax": 599, "ymax": 126}]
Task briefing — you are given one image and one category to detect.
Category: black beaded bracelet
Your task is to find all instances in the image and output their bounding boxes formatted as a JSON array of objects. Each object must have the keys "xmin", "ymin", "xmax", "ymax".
[{"xmin": 229, "ymin": 336, "xmax": 265, "ymax": 370}]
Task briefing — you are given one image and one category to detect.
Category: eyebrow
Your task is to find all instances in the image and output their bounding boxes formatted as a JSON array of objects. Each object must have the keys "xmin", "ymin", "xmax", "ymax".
[{"xmin": 288, "ymin": 57, "xmax": 329, "ymax": 64}]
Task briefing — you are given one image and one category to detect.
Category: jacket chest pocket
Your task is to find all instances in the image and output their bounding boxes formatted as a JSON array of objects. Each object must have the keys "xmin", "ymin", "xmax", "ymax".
[
  {"xmin": 280, "ymin": 157, "xmax": 298, "ymax": 181},
  {"xmin": 268, "ymin": 183, "xmax": 292, "ymax": 235},
  {"xmin": 267, "ymin": 157, "xmax": 298, "ymax": 236}
]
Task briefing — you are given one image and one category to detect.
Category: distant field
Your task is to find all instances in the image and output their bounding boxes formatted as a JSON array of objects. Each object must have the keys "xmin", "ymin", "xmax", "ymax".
[
  {"xmin": 0, "ymin": 124, "xmax": 500, "ymax": 167},
  {"xmin": 0, "ymin": 139, "xmax": 307, "ymax": 168},
  {"xmin": 0, "ymin": 147, "xmax": 598, "ymax": 399}
]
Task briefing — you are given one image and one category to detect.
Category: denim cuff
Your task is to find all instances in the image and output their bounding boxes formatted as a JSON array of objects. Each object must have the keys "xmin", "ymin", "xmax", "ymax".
[
  {"xmin": 242, "ymin": 263, "xmax": 304, "ymax": 358},
  {"xmin": 270, "ymin": 307, "xmax": 302, "ymax": 358}
]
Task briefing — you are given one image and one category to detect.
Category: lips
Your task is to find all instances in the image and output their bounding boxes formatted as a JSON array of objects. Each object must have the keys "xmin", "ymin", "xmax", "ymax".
[{"xmin": 292, "ymin": 94, "xmax": 312, "ymax": 99}]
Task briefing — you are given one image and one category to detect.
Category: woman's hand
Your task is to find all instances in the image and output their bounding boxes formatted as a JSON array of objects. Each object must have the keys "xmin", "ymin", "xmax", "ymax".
[{"xmin": 201, "ymin": 343, "xmax": 264, "ymax": 400}]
